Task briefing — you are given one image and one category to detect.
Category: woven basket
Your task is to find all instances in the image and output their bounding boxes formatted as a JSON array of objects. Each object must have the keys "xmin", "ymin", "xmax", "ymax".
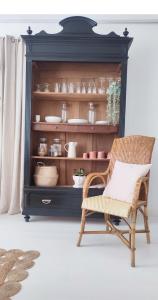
[{"xmin": 34, "ymin": 175, "xmax": 58, "ymax": 187}]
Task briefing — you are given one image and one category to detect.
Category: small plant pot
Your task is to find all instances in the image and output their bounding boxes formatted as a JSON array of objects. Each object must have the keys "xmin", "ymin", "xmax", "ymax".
[{"xmin": 73, "ymin": 175, "xmax": 86, "ymax": 188}]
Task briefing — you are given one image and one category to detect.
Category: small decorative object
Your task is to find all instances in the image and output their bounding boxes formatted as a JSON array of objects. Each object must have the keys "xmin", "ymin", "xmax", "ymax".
[
  {"xmin": 38, "ymin": 137, "xmax": 48, "ymax": 156},
  {"xmin": 73, "ymin": 168, "xmax": 86, "ymax": 188},
  {"xmin": 106, "ymin": 78, "xmax": 121, "ymax": 125},
  {"xmin": 88, "ymin": 102, "xmax": 96, "ymax": 124},
  {"xmin": 34, "ymin": 115, "xmax": 40, "ymax": 122},
  {"xmin": 89, "ymin": 151, "xmax": 97, "ymax": 159},
  {"xmin": 61, "ymin": 103, "xmax": 68, "ymax": 123},
  {"xmin": 49, "ymin": 138, "xmax": 62, "ymax": 157},
  {"xmin": 64, "ymin": 141, "xmax": 77, "ymax": 158}
]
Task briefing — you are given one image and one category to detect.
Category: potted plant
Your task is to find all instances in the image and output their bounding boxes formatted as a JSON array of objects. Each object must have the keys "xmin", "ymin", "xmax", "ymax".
[{"xmin": 73, "ymin": 168, "xmax": 87, "ymax": 188}]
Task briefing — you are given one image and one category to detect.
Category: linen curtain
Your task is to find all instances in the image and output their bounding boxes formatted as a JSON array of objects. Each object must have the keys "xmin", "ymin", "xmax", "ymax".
[{"xmin": 0, "ymin": 36, "xmax": 25, "ymax": 214}]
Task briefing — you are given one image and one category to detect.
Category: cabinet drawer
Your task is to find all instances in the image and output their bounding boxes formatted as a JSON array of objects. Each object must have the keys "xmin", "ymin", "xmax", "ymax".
[{"xmin": 27, "ymin": 192, "xmax": 81, "ymax": 210}]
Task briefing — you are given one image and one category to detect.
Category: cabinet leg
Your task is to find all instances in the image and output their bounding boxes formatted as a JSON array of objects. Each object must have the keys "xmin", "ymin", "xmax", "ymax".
[
  {"xmin": 24, "ymin": 215, "xmax": 30, "ymax": 222},
  {"xmin": 112, "ymin": 216, "xmax": 121, "ymax": 226}
]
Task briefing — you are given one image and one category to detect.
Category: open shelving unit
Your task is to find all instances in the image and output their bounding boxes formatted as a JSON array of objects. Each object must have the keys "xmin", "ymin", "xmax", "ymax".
[
  {"xmin": 32, "ymin": 156, "xmax": 109, "ymax": 161},
  {"xmin": 33, "ymin": 91, "xmax": 106, "ymax": 102},
  {"xmin": 31, "ymin": 61, "xmax": 120, "ymax": 186},
  {"xmin": 32, "ymin": 122, "xmax": 119, "ymax": 134}
]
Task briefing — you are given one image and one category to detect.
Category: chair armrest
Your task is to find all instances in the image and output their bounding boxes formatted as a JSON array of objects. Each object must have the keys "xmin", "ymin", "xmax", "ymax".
[
  {"xmin": 132, "ymin": 176, "xmax": 149, "ymax": 207},
  {"xmin": 83, "ymin": 169, "xmax": 109, "ymax": 199}
]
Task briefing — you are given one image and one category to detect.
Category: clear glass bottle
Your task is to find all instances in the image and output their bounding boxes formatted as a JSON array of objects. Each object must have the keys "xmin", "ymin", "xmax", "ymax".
[
  {"xmin": 88, "ymin": 102, "xmax": 96, "ymax": 124},
  {"xmin": 38, "ymin": 137, "xmax": 48, "ymax": 156},
  {"xmin": 61, "ymin": 103, "xmax": 68, "ymax": 123}
]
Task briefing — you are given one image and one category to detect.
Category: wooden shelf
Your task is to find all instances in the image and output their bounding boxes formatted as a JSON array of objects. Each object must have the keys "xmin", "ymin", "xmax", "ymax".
[
  {"xmin": 32, "ymin": 122, "xmax": 119, "ymax": 134},
  {"xmin": 32, "ymin": 156, "xmax": 109, "ymax": 161},
  {"xmin": 33, "ymin": 91, "xmax": 106, "ymax": 102}
]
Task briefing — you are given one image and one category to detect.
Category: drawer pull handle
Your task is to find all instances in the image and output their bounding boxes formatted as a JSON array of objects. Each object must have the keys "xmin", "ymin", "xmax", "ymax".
[{"xmin": 42, "ymin": 199, "xmax": 52, "ymax": 205}]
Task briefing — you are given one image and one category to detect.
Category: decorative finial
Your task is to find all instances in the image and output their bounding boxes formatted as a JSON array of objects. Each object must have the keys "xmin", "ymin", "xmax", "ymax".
[
  {"xmin": 123, "ymin": 27, "xmax": 129, "ymax": 37},
  {"xmin": 27, "ymin": 26, "xmax": 33, "ymax": 35}
]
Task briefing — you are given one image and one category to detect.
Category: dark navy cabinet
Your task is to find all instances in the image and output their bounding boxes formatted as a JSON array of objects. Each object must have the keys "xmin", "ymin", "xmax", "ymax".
[{"xmin": 22, "ymin": 16, "xmax": 133, "ymax": 222}]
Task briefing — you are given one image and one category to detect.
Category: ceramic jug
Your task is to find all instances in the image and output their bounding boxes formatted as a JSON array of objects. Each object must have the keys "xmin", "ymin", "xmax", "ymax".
[{"xmin": 64, "ymin": 142, "xmax": 77, "ymax": 158}]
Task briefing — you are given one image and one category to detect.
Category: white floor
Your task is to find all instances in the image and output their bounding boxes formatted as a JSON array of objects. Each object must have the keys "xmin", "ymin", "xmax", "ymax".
[{"xmin": 0, "ymin": 214, "xmax": 158, "ymax": 300}]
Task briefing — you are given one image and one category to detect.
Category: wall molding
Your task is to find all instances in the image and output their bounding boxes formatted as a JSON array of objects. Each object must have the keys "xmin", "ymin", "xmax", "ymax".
[{"xmin": 0, "ymin": 14, "xmax": 158, "ymax": 24}]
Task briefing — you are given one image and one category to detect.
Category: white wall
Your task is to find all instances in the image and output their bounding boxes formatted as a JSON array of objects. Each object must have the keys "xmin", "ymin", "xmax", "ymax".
[{"xmin": 0, "ymin": 16, "xmax": 158, "ymax": 215}]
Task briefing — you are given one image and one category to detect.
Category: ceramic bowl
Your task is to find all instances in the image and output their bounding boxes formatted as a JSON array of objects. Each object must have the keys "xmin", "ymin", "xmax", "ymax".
[
  {"xmin": 45, "ymin": 116, "xmax": 61, "ymax": 123},
  {"xmin": 68, "ymin": 119, "xmax": 88, "ymax": 124},
  {"xmin": 95, "ymin": 120, "xmax": 109, "ymax": 125}
]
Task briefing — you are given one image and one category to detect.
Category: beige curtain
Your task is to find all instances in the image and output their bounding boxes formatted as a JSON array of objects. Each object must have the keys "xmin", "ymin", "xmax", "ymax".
[{"xmin": 0, "ymin": 36, "xmax": 25, "ymax": 214}]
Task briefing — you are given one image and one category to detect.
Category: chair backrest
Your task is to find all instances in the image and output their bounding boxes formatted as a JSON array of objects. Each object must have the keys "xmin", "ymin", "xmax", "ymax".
[{"xmin": 108, "ymin": 135, "xmax": 155, "ymax": 175}]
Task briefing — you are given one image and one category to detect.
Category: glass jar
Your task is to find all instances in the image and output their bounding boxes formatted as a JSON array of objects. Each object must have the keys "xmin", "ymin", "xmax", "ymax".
[
  {"xmin": 61, "ymin": 103, "xmax": 68, "ymax": 123},
  {"xmin": 38, "ymin": 138, "xmax": 48, "ymax": 156},
  {"xmin": 43, "ymin": 83, "xmax": 49, "ymax": 92},
  {"xmin": 49, "ymin": 138, "xmax": 62, "ymax": 157},
  {"xmin": 88, "ymin": 102, "xmax": 96, "ymax": 124}
]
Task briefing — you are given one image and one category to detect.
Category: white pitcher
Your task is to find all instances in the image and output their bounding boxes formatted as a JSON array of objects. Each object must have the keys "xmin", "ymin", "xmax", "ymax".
[{"xmin": 64, "ymin": 142, "xmax": 77, "ymax": 158}]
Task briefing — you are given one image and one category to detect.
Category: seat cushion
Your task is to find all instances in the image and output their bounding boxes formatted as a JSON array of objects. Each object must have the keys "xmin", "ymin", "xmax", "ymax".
[
  {"xmin": 103, "ymin": 160, "xmax": 151, "ymax": 203},
  {"xmin": 82, "ymin": 195, "xmax": 132, "ymax": 218}
]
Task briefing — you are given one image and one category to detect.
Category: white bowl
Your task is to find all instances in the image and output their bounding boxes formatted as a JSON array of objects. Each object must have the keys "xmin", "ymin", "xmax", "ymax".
[
  {"xmin": 45, "ymin": 116, "xmax": 61, "ymax": 123},
  {"xmin": 68, "ymin": 119, "xmax": 88, "ymax": 124},
  {"xmin": 95, "ymin": 120, "xmax": 109, "ymax": 125}
]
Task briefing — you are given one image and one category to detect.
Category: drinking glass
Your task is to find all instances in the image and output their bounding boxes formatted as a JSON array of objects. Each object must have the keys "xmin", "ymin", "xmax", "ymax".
[
  {"xmin": 67, "ymin": 81, "xmax": 74, "ymax": 93},
  {"xmin": 43, "ymin": 83, "xmax": 49, "ymax": 92},
  {"xmin": 81, "ymin": 78, "xmax": 87, "ymax": 94},
  {"xmin": 98, "ymin": 77, "xmax": 106, "ymax": 94},
  {"xmin": 35, "ymin": 84, "xmax": 41, "ymax": 92},
  {"xmin": 60, "ymin": 78, "xmax": 68, "ymax": 93},
  {"xmin": 54, "ymin": 82, "xmax": 61, "ymax": 93},
  {"xmin": 87, "ymin": 79, "xmax": 92, "ymax": 94},
  {"xmin": 75, "ymin": 80, "xmax": 81, "ymax": 93},
  {"xmin": 91, "ymin": 78, "xmax": 97, "ymax": 94}
]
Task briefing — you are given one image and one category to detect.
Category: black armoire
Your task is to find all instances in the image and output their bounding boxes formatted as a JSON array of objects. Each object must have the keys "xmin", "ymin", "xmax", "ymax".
[{"xmin": 22, "ymin": 16, "xmax": 133, "ymax": 222}]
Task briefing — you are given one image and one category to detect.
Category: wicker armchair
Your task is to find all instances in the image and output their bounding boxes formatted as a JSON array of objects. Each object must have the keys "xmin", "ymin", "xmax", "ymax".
[{"xmin": 77, "ymin": 135, "xmax": 155, "ymax": 267}]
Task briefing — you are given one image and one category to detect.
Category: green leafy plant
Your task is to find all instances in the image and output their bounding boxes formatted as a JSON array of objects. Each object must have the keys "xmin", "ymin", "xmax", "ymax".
[{"xmin": 73, "ymin": 168, "xmax": 86, "ymax": 176}]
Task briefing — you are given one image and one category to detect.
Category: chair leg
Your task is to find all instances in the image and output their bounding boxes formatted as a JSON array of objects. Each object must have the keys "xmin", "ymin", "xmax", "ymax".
[
  {"xmin": 130, "ymin": 210, "xmax": 137, "ymax": 267},
  {"xmin": 144, "ymin": 205, "xmax": 150, "ymax": 244},
  {"xmin": 104, "ymin": 213, "xmax": 109, "ymax": 231},
  {"xmin": 77, "ymin": 209, "xmax": 86, "ymax": 247}
]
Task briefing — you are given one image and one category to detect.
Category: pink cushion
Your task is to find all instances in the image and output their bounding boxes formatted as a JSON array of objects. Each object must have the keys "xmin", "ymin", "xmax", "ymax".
[{"xmin": 103, "ymin": 160, "xmax": 151, "ymax": 203}]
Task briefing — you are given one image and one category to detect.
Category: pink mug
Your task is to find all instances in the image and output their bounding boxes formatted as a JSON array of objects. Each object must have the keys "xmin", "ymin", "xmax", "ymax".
[
  {"xmin": 89, "ymin": 151, "xmax": 97, "ymax": 159},
  {"xmin": 83, "ymin": 152, "xmax": 88, "ymax": 159},
  {"xmin": 97, "ymin": 151, "xmax": 105, "ymax": 159}
]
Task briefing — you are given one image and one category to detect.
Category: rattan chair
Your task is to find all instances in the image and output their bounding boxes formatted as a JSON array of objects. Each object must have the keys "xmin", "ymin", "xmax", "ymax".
[{"xmin": 77, "ymin": 135, "xmax": 155, "ymax": 267}]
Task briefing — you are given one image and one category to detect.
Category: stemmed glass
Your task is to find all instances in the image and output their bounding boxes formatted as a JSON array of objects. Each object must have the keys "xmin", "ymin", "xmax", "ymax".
[{"xmin": 81, "ymin": 79, "xmax": 87, "ymax": 94}]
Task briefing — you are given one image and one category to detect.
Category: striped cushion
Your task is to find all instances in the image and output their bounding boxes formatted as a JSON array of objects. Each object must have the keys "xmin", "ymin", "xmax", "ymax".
[{"xmin": 82, "ymin": 195, "xmax": 132, "ymax": 218}]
